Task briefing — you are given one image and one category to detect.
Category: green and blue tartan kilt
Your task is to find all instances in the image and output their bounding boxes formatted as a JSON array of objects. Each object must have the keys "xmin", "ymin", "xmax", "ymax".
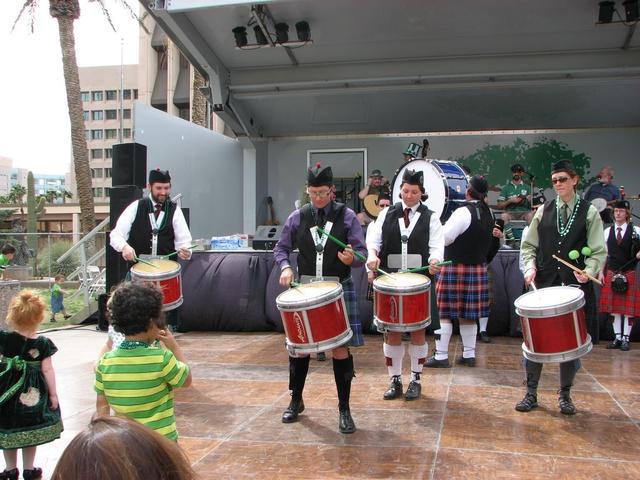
[{"xmin": 342, "ymin": 278, "xmax": 364, "ymax": 347}]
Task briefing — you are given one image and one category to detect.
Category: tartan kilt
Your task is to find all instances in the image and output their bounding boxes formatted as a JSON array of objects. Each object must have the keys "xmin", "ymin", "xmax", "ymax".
[
  {"xmin": 599, "ymin": 269, "xmax": 640, "ymax": 317},
  {"xmin": 342, "ymin": 278, "xmax": 364, "ymax": 347},
  {"xmin": 436, "ymin": 263, "xmax": 489, "ymax": 321}
]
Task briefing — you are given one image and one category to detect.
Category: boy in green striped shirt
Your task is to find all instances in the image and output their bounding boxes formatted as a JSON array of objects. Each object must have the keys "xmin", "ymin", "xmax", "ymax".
[{"xmin": 95, "ymin": 282, "xmax": 192, "ymax": 441}]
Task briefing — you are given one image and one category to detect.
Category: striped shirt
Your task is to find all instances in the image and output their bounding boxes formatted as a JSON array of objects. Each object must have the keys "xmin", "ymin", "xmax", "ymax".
[{"xmin": 95, "ymin": 344, "xmax": 190, "ymax": 441}]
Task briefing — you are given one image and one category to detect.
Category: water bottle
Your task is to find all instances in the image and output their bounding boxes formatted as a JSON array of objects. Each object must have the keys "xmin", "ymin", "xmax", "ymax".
[{"xmin": 620, "ymin": 185, "xmax": 626, "ymax": 199}]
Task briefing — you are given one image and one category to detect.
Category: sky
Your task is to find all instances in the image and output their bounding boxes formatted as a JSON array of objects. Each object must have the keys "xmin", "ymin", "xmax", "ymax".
[{"xmin": 0, "ymin": 0, "xmax": 140, "ymax": 175}]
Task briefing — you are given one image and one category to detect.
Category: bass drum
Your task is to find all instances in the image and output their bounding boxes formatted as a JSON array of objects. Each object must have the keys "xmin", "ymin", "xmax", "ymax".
[{"xmin": 391, "ymin": 159, "xmax": 469, "ymax": 221}]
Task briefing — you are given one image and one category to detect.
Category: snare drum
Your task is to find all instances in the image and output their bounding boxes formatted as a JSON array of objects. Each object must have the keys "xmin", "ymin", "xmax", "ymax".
[
  {"xmin": 130, "ymin": 259, "xmax": 183, "ymax": 311},
  {"xmin": 392, "ymin": 159, "xmax": 468, "ymax": 221},
  {"xmin": 514, "ymin": 286, "xmax": 592, "ymax": 363},
  {"xmin": 276, "ymin": 281, "xmax": 352, "ymax": 356},
  {"xmin": 373, "ymin": 272, "xmax": 431, "ymax": 332}
]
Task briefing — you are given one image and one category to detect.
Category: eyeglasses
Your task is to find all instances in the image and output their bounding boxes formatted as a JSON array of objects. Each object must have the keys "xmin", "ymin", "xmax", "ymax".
[
  {"xmin": 551, "ymin": 177, "xmax": 571, "ymax": 184},
  {"xmin": 307, "ymin": 190, "xmax": 331, "ymax": 198}
]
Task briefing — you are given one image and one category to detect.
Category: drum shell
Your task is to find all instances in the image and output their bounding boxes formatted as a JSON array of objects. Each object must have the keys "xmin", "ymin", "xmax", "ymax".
[
  {"xmin": 276, "ymin": 282, "xmax": 352, "ymax": 354},
  {"xmin": 515, "ymin": 287, "xmax": 591, "ymax": 363},
  {"xmin": 130, "ymin": 260, "xmax": 183, "ymax": 311},
  {"xmin": 373, "ymin": 274, "xmax": 431, "ymax": 332}
]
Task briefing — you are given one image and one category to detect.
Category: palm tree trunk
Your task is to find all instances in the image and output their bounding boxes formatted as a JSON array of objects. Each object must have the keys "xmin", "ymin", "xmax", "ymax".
[
  {"xmin": 192, "ymin": 69, "xmax": 207, "ymax": 127},
  {"xmin": 55, "ymin": 13, "xmax": 96, "ymax": 238}
]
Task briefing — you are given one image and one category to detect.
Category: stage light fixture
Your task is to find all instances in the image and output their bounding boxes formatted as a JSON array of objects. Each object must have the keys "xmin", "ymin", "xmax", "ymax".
[
  {"xmin": 598, "ymin": 1, "xmax": 615, "ymax": 23},
  {"xmin": 232, "ymin": 26, "xmax": 248, "ymax": 47},
  {"xmin": 275, "ymin": 23, "xmax": 289, "ymax": 43},
  {"xmin": 295, "ymin": 21, "xmax": 311, "ymax": 42},
  {"xmin": 623, "ymin": 0, "xmax": 639, "ymax": 21},
  {"xmin": 254, "ymin": 25, "xmax": 268, "ymax": 45}
]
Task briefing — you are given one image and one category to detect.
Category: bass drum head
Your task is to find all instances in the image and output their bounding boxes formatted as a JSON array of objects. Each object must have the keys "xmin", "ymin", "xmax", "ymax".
[{"xmin": 391, "ymin": 160, "xmax": 446, "ymax": 218}]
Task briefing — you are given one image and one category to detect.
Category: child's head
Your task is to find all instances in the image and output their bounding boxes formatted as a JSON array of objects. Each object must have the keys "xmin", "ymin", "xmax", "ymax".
[
  {"xmin": 51, "ymin": 416, "xmax": 196, "ymax": 480},
  {"xmin": 2, "ymin": 244, "xmax": 16, "ymax": 260},
  {"xmin": 107, "ymin": 281, "xmax": 164, "ymax": 336},
  {"xmin": 6, "ymin": 290, "xmax": 46, "ymax": 330},
  {"xmin": 54, "ymin": 274, "xmax": 65, "ymax": 283}
]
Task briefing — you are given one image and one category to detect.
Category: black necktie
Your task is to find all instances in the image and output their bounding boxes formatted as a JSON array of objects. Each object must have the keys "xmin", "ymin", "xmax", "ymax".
[
  {"xmin": 403, "ymin": 208, "xmax": 411, "ymax": 228},
  {"xmin": 154, "ymin": 203, "xmax": 162, "ymax": 220},
  {"xmin": 317, "ymin": 208, "xmax": 325, "ymax": 226},
  {"xmin": 617, "ymin": 227, "xmax": 623, "ymax": 245},
  {"xmin": 561, "ymin": 204, "xmax": 568, "ymax": 225}
]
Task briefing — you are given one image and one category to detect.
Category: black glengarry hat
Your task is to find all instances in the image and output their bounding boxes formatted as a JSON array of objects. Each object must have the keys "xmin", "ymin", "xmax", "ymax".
[
  {"xmin": 403, "ymin": 143, "xmax": 421, "ymax": 158},
  {"xmin": 613, "ymin": 199, "xmax": 630, "ymax": 210},
  {"xmin": 149, "ymin": 169, "xmax": 171, "ymax": 184},
  {"xmin": 469, "ymin": 175, "xmax": 489, "ymax": 197},
  {"xmin": 401, "ymin": 169, "xmax": 424, "ymax": 191},
  {"xmin": 551, "ymin": 160, "xmax": 575, "ymax": 175},
  {"xmin": 307, "ymin": 162, "xmax": 333, "ymax": 187}
]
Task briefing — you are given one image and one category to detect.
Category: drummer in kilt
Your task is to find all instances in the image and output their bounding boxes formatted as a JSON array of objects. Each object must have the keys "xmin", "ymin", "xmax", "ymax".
[
  {"xmin": 599, "ymin": 200, "xmax": 640, "ymax": 351},
  {"xmin": 274, "ymin": 163, "xmax": 367, "ymax": 434},
  {"xmin": 518, "ymin": 160, "xmax": 605, "ymax": 415},
  {"xmin": 366, "ymin": 169, "xmax": 444, "ymax": 401}
]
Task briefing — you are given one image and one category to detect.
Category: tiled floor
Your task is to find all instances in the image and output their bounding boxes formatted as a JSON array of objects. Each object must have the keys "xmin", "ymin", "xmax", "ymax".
[{"xmin": 22, "ymin": 330, "xmax": 640, "ymax": 479}]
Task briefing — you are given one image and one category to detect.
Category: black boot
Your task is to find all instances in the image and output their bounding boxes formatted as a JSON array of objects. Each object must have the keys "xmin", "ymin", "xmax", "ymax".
[
  {"xmin": 383, "ymin": 375, "xmax": 403, "ymax": 400},
  {"xmin": 515, "ymin": 363, "xmax": 541, "ymax": 412},
  {"xmin": 558, "ymin": 387, "xmax": 577, "ymax": 415},
  {"xmin": 282, "ymin": 356, "xmax": 310, "ymax": 424},
  {"xmin": 333, "ymin": 354, "xmax": 356, "ymax": 434}
]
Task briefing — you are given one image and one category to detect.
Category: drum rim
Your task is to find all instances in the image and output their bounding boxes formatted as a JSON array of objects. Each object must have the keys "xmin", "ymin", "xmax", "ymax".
[
  {"xmin": 514, "ymin": 286, "xmax": 585, "ymax": 317},
  {"xmin": 131, "ymin": 259, "xmax": 181, "ymax": 277},
  {"xmin": 374, "ymin": 317, "xmax": 431, "ymax": 332},
  {"xmin": 276, "ymin": 282, "xmax": 343, "ymax": 309},
  {"xmin": 286, "ymin": 328, "xmax": 353, "ymax": 354},
  {"xmin": 373, "ymin": 272, "xmax": 431, "ymax": 293},
  {"xmin": 521, "ymin": 336, "xmax": 592, "ymax": 363}
]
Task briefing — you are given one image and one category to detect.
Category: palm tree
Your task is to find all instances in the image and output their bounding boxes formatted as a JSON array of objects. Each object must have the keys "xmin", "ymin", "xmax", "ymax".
[
  {"xmin": 44, "ymin": 190, "xmax": 60, "ymax": 204},
  {"xmin": 60, "ymin": 189, "xmax": 73, "ymax": 204},
  {"xmin": 8, "ymin": 184, "xmax": 27, "ymax": 215}
]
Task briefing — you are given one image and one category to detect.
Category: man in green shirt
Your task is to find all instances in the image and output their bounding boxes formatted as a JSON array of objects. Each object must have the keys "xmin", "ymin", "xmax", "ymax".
[
  {"xmin": 497, "ymin": 164, "xmax": 534, "ymax": 224},
  {"xmin": 0, "ymin": 245, "xmax": 16, "ymax": 278},
  {"xmin": 516, "ymin": 160, "xmax": 605, "ymax": 416}
]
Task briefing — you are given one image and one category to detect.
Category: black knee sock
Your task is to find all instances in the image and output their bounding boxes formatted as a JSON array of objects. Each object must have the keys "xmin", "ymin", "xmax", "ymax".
[
  {"xmin": 333, "ymin": 354, "xmax": 354, "ymax": 412},
  {"xmin": 525, "ymin": 361, "xmax": 543, "ymax": 396},
  {"xmin": 289, "ymin": 356, "xmax": 310, "ymax": 400}
]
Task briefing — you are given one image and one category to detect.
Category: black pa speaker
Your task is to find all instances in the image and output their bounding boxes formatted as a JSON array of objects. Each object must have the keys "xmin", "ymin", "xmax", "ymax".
[
  {"xmin": 112, "ymin": 142, "xmax": 147, "ymax": 188},
  {"xmin": 109, "ymin": 185, "xmax": 143, "ymax": 229},
  {"xmin": 97, "ymin": 293, "xmax": 110, "ymax": 331},
  {"xmin": 105, "ymin": 232, "xmax": 130, "ymax": 293},
  {"xmin": 253, "ymin": 225, "xmax": 284, "ymax": 250}
]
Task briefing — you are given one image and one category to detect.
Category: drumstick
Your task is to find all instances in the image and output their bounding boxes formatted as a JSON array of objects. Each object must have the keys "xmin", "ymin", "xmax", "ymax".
[
  {"xmin": 551, "ymin": 255, "xmax": 602, "ymax": 285},
  {"xmin": 316, "ymin": 227, "xmax": 392, "ymax": 276},
  {"xmin": 161, "ymin": 244, "xmax": 199, "ymax": 259},
  {"xmin": 134, "ymin": 256, "xmax": 159, "ymax": 268},
  {"xmin": 407, "ymin": 260, "xmax": 453, "ymax": 273}
]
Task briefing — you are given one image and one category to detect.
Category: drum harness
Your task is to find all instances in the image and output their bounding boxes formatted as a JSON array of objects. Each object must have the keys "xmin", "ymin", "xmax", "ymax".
[
  {"xmin": 147, "ymin": 198, "xmax": 169, "ymax": 257},
  {"xmin": 397, "ymin": 210, "xmax": 421, "ymax": 272}
]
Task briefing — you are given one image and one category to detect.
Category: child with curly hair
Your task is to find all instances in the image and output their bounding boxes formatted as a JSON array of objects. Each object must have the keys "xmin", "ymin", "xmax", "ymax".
[
  {"xmin": 0, "ymin": 290, "xmax": 63, "ymax": 480},
  {"xmin": 95, "ymin": 282, "xmax": 191, "ymax": 441}
]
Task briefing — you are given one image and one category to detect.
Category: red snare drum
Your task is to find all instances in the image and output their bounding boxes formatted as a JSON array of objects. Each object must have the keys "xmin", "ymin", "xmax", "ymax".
[
  {"xmin": 276, "ymin": 281, "xmax": 352, "ymax": 356},
  {"xmin": 130, "ymin": 259, "xmax": 183, "ymax": 311},
  {"xmin": 514, "ymin": 286, "xmax": 592, "ymax": 363},
  {"xmin": 373, "ymin": 272, "xmax": 431, "ymax": 332}
]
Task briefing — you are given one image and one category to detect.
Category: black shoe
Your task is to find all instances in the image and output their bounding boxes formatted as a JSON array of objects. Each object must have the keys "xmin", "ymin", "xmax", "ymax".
[
  {"xmin": 558, "ymin": 395, "xmax": 576, "ymax": 415},
  {"xmin": 425, "ymin": 356, "xmax": 451, "ymax": 368},
  {"xmin": 49, "ymin": 318, "xmax": 56, "ymax": 323},
  {"xmin": 405, "ymin": 380, "xmax": 421, "ymax": 401},
  {"xmin": 479, "ymin": 331, "xmax": 491, "ymax": 343},
  {"xmin": 456, "ymin": 356, "xmax": 476, "ymax": 367},
  {"xmin": 22, "ymin": 468, "xmax": 42, "ymax": 480},
  {"xmin": 0, "ymin": 468, "xmax": 19, "ymax": 480},
  {"xmin": 316, "ymin": 351, "xmax": 327, "ymax": 361},
  {"xmin": 338, "ymin": 409, "xmax": 356, "ymax": 434},
  {"xmin": 282, "ymin": 398, "xmax": 305, "ymax": 423},
  {"xmin": 607, "ymin": 339, "xmax": 622, "ymax": 349},
  {"xmin": 383, "ymin": 376, "xmax": 403, "ymax": 400},
  {"xmin": 515, "ymin": 393, "xmax": 538, "ymax": 412},
  {"xmin": 621, "ymin": 338, "xmax": 630, "ymax": 352},
  {"xmin": 63, "ymin": 314, "xmax": 72, "ymax": 319}
]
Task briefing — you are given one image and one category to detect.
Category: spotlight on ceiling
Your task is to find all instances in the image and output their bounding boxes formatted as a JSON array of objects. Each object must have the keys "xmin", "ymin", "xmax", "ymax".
[
  {"xmin": 598, "ymin": 1, "xmax": 616, "ymax": 23},
  {"xmin": 295, "ymin": 21, "xmax": 311, "ymax": 42},
  {"xmin": 623, "ymin": 0, "xmax": 639, "ymax": 21},
  {"xmin": 275, "ymin": 23, "xmax": 289, "ymax": 43},
  {"xmin": 232, "ymin": 26, "xmax": 247, "ymax": 47},
  {"xmin": 254, "ymin": 25, "xmax": 268, "ymax": 45}
]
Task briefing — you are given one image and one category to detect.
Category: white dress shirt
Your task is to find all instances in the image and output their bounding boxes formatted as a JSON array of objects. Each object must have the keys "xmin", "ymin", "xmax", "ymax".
[{"xmin": 603, "ymin": 223, "xmax": 640, "ymax": 252}]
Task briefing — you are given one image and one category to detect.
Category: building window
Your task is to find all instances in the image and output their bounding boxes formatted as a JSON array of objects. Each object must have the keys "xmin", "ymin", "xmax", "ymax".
[
  {"xmin": 92, "ymin": 187, "xmax": 103, "ymax": 197},
  {"xmin": 133, "ymin": 89, "xmax": 138, "ymax": 99},
  {"xmin": 91, "ymin": 168, "xmax": 103, "ymax": 178},
  {"xmin": 91, "ymin": 91, "xmax": 103, "ymax": 101},
  {"xmin": 105, "ymin": 129, "xmax": 118, "ymax": 139},
  {"xmin": 82, "ymin": 111, "xmax": 90, "ymax": 121},
  {"xmin": 123, "ymin": 128, "xmax": 131, "ymax": 139},
  {"xmin": 91, "ymin": 149, "xmax": 103, "ymax": 159},
  {"xmin": 105, "ymin": 187, "xmax": 111, "ymax": 197},
  {"xmin": 91, "ymin": 129, "xmax": 103, "ymax": 140},
  {"xmin": 104, "ymin": 168, "xmax": 112, "ymax": 178},
  {"xmin": 81, "ymin": 91, "xmax": 90, "ymax": 102},
  {"xmin": 105, "ymin": 149, "xmax": 112, "ymax": 159},
  {"xmin": 123, "ymin": 109, "xmax": 131, "ymax": 119},
  {"xmin": 178, "ymin": 107, "xmax": 190, "ymax": 121},
  {"xmin": 122, "ymin": 89, "xmax": 132, "ymax": 100},
  {"xmin": 85, "ymin": 130, "xmax": 91, "ymax": 140},
  {"xmin": 106, "ymin": 90, "xmax": 117, "ymax": 101},
  {"xmin": 105, "ymin": 109, "xmax": 117, "ymax": 120},
  {"xmin": 91, "ymin": 110, "xmax": 103, "ymax": 121}
]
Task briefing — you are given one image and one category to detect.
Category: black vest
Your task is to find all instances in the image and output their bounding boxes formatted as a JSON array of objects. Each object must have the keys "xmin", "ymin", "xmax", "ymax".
[
  {"xmin": 379, "ymin": 203, "xmax": 432, "ymax": 272},
  {"xmin": 295, "ymin": 202, "xmax": 350, "ymax": 280},
  {"xmin": 445, "ymin": 202, "xmax": 494, "ymax": 265},
  {"xmin": 128, "ymin": 199, "xmax": 177, "ymax": 256},
  {"xmin": 606, "ymin": 224, "xmax": 638, "ymax": 272},
  {"xmin": 536, "ymin": 199, "xmax": 589, "ymax": 287}
]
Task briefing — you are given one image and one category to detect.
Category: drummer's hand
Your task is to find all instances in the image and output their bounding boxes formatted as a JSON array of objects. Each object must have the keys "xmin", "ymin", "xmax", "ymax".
[
  {"xmin": 337, "ymin": 245, "xmax": 354, "ymax": 266},
  {"xmin": 122, "ymin": 244, "xmax": 136, "ymax": 262},
  {"xmin": 524, "ymin": 267, "xmax": 536, "ymax": 286},
  {"xmin": 279, "ymin": 267, "xmax": 294, "ymax": 287},
  {"xmin": 428, "ymin": 259, "xmax": 441, "ymax": 275},
  {"xmin": 367, "ymin": 270, "xmax": 375, "ymax": 284},
  {"xmin": 574, "ymin": 271, "xmax": 589, "ymax": 284},
  {"xmin": 492, "ymin": 227, "xmax": 503, "ymax": 238},
  {"xmin": 366, "ymin": 254, "xmax": 380, "ymax": 272},
  {"xmin": 177, "ymin": 247, "xmax": 191, "ymax": 260}
]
